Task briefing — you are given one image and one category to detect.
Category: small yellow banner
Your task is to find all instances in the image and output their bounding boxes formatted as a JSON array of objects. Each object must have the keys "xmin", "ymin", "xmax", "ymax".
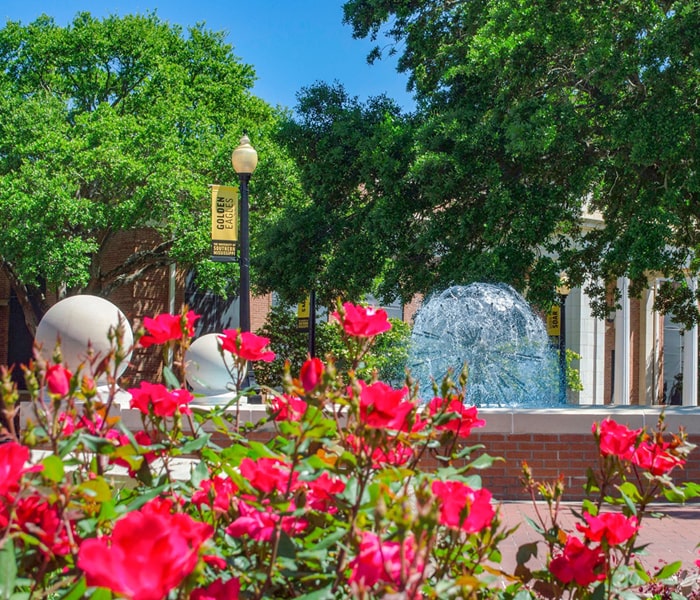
[
  {"xmin": 547, "ymin": 305, "xmax": 561, "ymax": 336},
  {"xmin": 297, "ymin": 297, "xmax": 310, "ymax": 331},
  {"xmin": 210, "ymin": 184, "xmax": 239, "ymax": 262}
]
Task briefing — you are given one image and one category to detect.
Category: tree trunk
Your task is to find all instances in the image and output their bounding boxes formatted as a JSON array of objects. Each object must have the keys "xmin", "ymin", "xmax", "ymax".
[{"xmin": 0, "ymin": 261, "xmax": 45, "ymax": 336}]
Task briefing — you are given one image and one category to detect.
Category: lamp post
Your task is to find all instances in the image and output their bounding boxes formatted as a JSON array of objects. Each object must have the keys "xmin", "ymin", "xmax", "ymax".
[
  {"xmin": 231, "ymin": 134, "xmax": 258, "ymax": 334},
  {"xmin": 556, "ymin": 277, "xmax": 570, "ymax": 404},
  {"xmin": 231, "ymin": 134, "xmax": 258, "ymax": 390}
]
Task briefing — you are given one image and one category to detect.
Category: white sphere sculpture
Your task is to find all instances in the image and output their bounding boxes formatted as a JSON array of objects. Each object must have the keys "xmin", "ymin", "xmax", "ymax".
[
  {"xmin": 185, "ymin": 333, "xmax": 245, "ymax": 401},
  {"xmin": 35, "ymin": 295, "xmax": 133, "ymax": 382}
]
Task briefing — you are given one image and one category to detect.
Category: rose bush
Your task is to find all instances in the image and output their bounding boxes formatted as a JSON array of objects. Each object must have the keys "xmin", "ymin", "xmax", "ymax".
[{"xmin": 0, "ymin": 302, "xmax": 698, "ymax": 599}]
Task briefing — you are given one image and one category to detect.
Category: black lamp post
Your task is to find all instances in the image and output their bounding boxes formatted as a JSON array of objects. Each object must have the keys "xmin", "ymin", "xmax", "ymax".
[
  {"xmin": 557, "ymin": 277, "xmax": 570, "ymax": 404},
  {"xmin": 231, "ymin": 134, "xmax": 258, "ymax": 389}
]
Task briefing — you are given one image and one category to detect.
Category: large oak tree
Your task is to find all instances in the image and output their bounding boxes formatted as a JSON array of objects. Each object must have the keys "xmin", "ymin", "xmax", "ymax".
[
  {"xmin": 272, "ymin": 0, "xmax": 699, "ymax": 324},
  {"xmin": 0, "ymin": 12, "xmax": 298, "ymax": 332}
]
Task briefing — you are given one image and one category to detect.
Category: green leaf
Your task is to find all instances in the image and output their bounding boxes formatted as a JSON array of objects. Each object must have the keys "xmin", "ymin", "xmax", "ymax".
[
  {"xmin": 41, "ymin": 454, "xmax": 65, "ymax": 483},
  {"xmin": 88, "ymin": 587, "xmax": 113, "ymax": 600},
  {"xmin": 0, "ymin": 539, "xmax": 17, "ymax": 600},
  {"xmin": 191, "ymin": 459, "xmax": 209, "ymax": 487},
  {"xmin": 76, "ymin": 477, "xmax": 112, "ymax": 503},
  {"xmin": 56, "ymin": 577, "xmax": 87, "ymax": 600},
  {"xmin": 466, "ymin": 452, "xmax": 499, "ymax": 470},
  {"xmin": 653, "ymin": 560, "xmax": 682, "ymax": 581},
  {"xmin": 180, "ymin": 434, "xmax": 211, "ymax": 454},
  {"xmin": 162, "ymin": 366, "xmax": 181, "ymax": 390},
  {"xmin": 516, "ymin": 542, "xmax": 538, "ymax": 565}
]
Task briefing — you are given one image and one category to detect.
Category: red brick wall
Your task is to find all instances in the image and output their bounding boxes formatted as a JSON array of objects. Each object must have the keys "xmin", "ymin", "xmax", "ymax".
[{"xmin": 222, "ymin": 430, "xmax": 700, "ymax": 502}]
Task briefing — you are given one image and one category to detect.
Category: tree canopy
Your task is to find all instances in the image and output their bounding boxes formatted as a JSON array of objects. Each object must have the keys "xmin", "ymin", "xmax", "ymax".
[
  {"xmin": 0, "ymin": 12, "xmax": 298, "ymax": 331},
  {"xmin": 267, "ymin": 0, "xmax": 699, "ymax": 324}
]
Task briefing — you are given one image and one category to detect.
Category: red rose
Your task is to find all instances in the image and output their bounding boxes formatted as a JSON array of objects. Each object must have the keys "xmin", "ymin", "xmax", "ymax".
[
  {"xmin": 13, "ymin": 493, "xmax": 74, "ymax": 557},
  {"xmin": 576, "ymin": 512, "xmax": 639, "ymax": 546},
  {"xmin": 46, "ymin": 364, "xmax": 72, "ymax": 396},
  {"xmin": 218, "ymin": 329, "xmax": 275, "ymax": 362},
  {"xmin": 140, "ymin": 310, "xmax": 200, "ymax": 348},
  {"xmin": 348, "ymin": 531, "xmax": 421, "ymax": 589},
  {"xmin": 549, "ymin": 535, "xmax": 606, "ymax": 586},
  {"xmin": 192, "ymin": 476, "xmax": 239, "ymax": 514},
  {"xmin": 354, "ymin": 380, "xmax": 415, "ymax": 432},
  {"xmin": 270, "ymin": 394, "xmax": 308, "ymax": 421},
  {"xmin": 226, "ymin": 499, "xmax": 306, "ymax": 541},
  {"xmin": 631, "ymin": 440, "xmax": 685, "ymax": 475},
  {"xmin": 300, "ymin": 357, "xmax": 324, "ymax": 391},
  {"xmin": 305, "ymin": 472, "xmax": 346, "ymax": 513},
  {"xmin": 239, "ymin": 457, "xmax": 298, "ymax": 495},
  {"xmin": 593, "ymin": 418, "xmax": 640, "ymax": 460},
  {"xmin": 128, "ymin": 382, "xmax": 194, "ymax": 417},
  {"xmin": 0, "ymin": 442, "xmax": 39, "ymax": 498},
  {"xmin": 427, "ymin": 396, "xmax": 486, "ymax": 436},
  {"xmin": 78, "ymin": 500, "xmax": 212, "ymax": 600},
  {"xmin": 332, "ymin": 302, "xmax": 392, "ymax": 338},
  {"xmin": 190, "ymin": 577, "xmax": 240, "ymax": 600},
  {"xmin": 431, "ymin": 480, "xmax": 495, "ymax": 533}
]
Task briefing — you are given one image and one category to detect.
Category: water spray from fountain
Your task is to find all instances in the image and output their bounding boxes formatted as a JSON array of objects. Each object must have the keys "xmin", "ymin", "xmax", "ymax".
[{"xmin": 408, "ymin": 283, "xmax": 560, "ymax": 407}]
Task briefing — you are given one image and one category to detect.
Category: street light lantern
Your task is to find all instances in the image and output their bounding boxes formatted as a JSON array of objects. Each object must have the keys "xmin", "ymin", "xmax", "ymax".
[{"xmin": 231, "ymin": 134, "xmax": 258, "ymax": 175}]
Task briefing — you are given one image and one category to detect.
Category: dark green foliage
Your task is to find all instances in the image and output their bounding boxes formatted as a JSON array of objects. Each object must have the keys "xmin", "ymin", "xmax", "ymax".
[
  {"xmin": 253, "ymin": 302, "xmax": 412, "ymax": 388},
  {"xmin": 261, "ymin": 0, "xmax": 700, "ymax": 326},
  {"xmin": 0, "ymin": 12, "xmax": 298, "ymax": 329}
]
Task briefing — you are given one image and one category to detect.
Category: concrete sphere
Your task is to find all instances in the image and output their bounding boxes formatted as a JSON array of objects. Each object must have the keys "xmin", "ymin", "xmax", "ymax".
[
  {"xmin": 185, "ymin": 333, "xmax": 244, "ymax": 396},
  {"xmin": 35, "ymin": 295, "xmax": 133, "ymax": 382}
]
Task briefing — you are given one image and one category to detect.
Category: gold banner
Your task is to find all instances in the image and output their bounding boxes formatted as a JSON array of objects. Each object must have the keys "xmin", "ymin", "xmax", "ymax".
[
  {"xmin": 210, "ymin": 184, "xmax": 238, "ymax": 262},
  {"xmin": 297, "ymin": 297, "xmax": 310, "ymax": 331},
  {"xmin": 547, "ymin": 305, "xmax": 561, "ymax": 336}
]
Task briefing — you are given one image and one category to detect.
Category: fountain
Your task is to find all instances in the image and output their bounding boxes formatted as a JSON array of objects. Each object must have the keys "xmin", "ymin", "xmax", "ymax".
[{"xmin": 408, "ymin": 283, "xmax": 560, "ymax": 406}]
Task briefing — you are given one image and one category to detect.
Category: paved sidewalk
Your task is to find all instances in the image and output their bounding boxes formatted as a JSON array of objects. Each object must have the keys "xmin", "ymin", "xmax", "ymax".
[{"xmin": 496, "ymin": 502, "xmax": 700, "ymax": 576}]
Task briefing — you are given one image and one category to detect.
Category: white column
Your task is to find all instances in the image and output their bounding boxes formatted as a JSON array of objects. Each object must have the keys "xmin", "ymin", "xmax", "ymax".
[
  {"xmin": 613, "ymin": 277, "xmax": 631, "ymax": 404},
  {"xmin": 639, "ymin": 280, "xmax": 660, "ymax": 405},
  {"xmin": 682, "ymin": 277, "xmax": 699, "ymax": 406},
  {"xmin": 567, "ymin": 287, "xmax": 605, "ymax": 404}
]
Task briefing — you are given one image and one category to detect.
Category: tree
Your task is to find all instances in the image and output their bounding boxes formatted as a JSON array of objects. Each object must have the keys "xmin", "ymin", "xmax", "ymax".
[
  {"xmin": 255, "ymin": 81, "xmax": 417, "ymax": 306},
  {"xmin": 0, "ymin": 12, "xmax": 297, "ymax": 332},
  {"xmin": 336, "ymin": 0, "xmax": 699, "ymax": 324}
]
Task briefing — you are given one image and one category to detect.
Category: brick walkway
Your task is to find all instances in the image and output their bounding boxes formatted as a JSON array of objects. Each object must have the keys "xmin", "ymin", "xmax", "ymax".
[{"xmin": 496, "ymin": 501, "xmax": 700, "ymax": 576}]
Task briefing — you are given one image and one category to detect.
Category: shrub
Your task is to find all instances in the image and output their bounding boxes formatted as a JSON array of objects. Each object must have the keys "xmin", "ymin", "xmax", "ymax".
[{"xmin": 0, "ymin": 303, "xmax": 698, "ymax": 599}]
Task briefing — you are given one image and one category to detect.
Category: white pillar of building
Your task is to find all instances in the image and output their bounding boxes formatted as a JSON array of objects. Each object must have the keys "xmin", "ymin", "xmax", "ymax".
[
  {"xmin": 682, "ymin": 277, "xmax": 699, "ymax": 406},
  {"xmin": 613, "ymin": 277, "xmax": 631, "ymax": 405},
  {"xmin": 566, "ymin": 287, "xmax": 606, "ymax": 404},
  {"xmin": 639, "ymin": 279, "xmax": 661, "ymax": 405}
]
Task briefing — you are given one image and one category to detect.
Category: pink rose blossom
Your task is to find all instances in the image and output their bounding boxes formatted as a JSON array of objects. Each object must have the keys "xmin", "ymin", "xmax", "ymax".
[
  {"xmin": 631, "ymin": 440, "xmax": 685, "ymax": 475},
  {"xmin": 140, "ymin": 310, "xmax": 200, "ymax": 348},
  {"xmin": 128, "ymin": 382, "xmax": 194, "ymax": 417},
  {"xmin": 300, "ymin": 357, "xmax": 324, "ymax": 391},
  {"xmin": 427, "ymin": 396, "xmax": 485, "ymax": 436},
  {"xmin": 549, "ymin": 535, "xmax": 606, "ymax": 586},
  {"xmin": 431, "ymin": 480, "xmax": 495, "ymax": 533},
  {"xmin": 46, "ymin": 364, "xmax": 72, "ymax": 396},
  {"xmin": 332, "ymin": 302, "xmax": 392, "ymax": 338},
  {"xmin": 190, "ymin": 577, "xmax": 240, "ymax": 600},
  {"xmin": 576, "ymin": 512, "xmax": 639, "ymax": 546},
  {"xmin": 219, "ymin": 329, "xmax": 275, "ymax": 362},
  {"xmin": 594, "ymin": 419, "xmax": 640, "ymax": 460},
  {"xmin": 348, "ymin": 531, "xmax": 421, "ymax": 590},
  {"xmin": 78, "ymin": 500, "xmax": 212, "ymax": 600}
]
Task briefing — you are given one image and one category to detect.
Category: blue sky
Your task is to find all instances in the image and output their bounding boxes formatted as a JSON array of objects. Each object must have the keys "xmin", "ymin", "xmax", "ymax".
[{"xmin": 1, "ymin": 0, "xmax": 414, "ymax": 112}]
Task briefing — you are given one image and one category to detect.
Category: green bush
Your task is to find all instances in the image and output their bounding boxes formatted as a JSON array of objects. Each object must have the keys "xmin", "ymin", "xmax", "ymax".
[{"xmin": 254, "ymin": 303, "xmax": 411, "ymax": 387}]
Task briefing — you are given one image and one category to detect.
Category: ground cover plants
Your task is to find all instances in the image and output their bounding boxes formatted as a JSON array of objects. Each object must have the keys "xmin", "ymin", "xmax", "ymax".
[{"xmin": 1, "ymin": 302, "xmax": 699, "ymax": 599}]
